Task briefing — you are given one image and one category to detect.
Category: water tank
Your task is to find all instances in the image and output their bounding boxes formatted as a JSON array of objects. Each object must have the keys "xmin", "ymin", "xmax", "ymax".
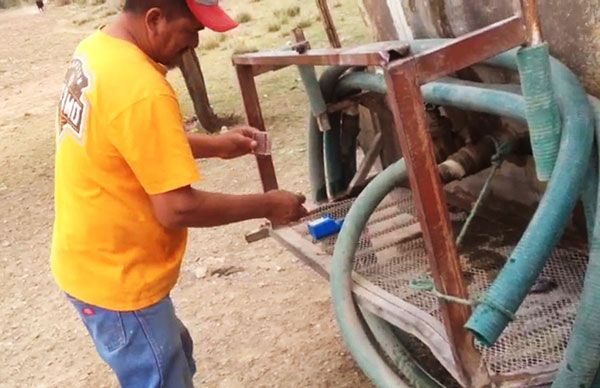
[{"xmin": 361, "ymin": 0, "xmax": 600, "ymax": 97}]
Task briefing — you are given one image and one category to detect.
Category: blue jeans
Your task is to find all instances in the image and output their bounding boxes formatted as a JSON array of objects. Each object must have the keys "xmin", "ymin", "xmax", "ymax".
[{"xmin": 67, "ymin": 294, "xmax": 196, "ymax": 388}]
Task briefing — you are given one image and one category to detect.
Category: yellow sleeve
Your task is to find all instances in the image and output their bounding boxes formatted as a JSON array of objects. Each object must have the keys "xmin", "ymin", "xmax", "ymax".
[{"xmin": 108, "ymin": 94, "xmax": 200, "ymax": 195}]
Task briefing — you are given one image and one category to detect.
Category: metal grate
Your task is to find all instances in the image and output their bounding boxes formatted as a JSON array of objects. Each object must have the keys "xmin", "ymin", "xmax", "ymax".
[{"xmin": 290, "ymin": 188, "xmax": 586, "ymax": 376}]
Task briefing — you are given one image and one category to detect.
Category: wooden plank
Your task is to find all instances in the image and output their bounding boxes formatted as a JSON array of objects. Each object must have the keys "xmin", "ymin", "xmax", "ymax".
[
  {"xmin": 369, "ymin": 224, "xmax": 422, "ymax": 250},
  {"xmin": 352, "ymin": 274, "xmax": 470, "ymax": 387},
  {"xmin": 366, "ymin": 212, "xmax": 414, "ymax": 235},
  {"xmin": 271, "ymin": 227, "xmax": 330, "ymax": 279},
  {"xmin": 493, "ymin": 365, "xmax": 556, "ymax": 387}
]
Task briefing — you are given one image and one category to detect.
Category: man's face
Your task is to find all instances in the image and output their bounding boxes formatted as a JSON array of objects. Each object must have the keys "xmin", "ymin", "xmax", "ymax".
[{"xmin": 145, "ymin": 8, "xmax": 204, "ymax": 69}]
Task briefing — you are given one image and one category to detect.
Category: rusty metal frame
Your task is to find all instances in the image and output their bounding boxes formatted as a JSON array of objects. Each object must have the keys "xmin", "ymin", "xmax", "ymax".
[
  {"xmin": 232, "ymin": 1, "xmax": 540, "ymax": 384},
  {"xmin": 381, "ymin": 16, "xmax": 528, "ymax": 385},
  {"xmin": 235, "ymin": 65, "xmax": 279, "ymax": 192}
]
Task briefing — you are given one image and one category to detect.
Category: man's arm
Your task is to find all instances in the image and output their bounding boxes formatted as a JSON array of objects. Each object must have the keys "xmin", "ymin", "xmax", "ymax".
[
  {"xmin": 186, "ymin": 133, "xmax": 224, "ymax": 159},
  {"xmin": 150, "ymin": 186, "xmax": 307, "ymax": 229},
  {"xmin": 186, "ymin": 126, "xmax": 259, "ymax": 159}
]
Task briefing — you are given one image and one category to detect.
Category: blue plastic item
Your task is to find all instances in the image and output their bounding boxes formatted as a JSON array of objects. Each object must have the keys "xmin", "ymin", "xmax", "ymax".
[{"xmin": 308, "ymin": 215, "xmax": 344, "ymax": 240}]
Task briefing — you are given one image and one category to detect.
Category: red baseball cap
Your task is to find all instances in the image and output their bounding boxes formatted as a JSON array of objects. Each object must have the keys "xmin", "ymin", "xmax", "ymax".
[{"xmin": 185, "ymin": 0, "xmax": 239, "ymax": 32}]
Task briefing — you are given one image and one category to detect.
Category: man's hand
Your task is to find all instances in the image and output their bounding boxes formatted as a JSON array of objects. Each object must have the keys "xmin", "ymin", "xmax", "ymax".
[
  {"xmin": 265, "ymin": 190, "xmax": 308, "ymax": 226},
  {"xmin": 216, "ymin": 126, "xmax": 260, "ymax": 159}
]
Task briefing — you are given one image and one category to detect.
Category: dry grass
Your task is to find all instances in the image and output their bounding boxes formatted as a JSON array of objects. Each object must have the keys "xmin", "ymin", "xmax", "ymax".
[
  {"xmin": 296, "ymin": 18, "xmax": 313, "ymax": 29},
  {"xmin": 274, "ymin": 5, "xmax": 301, "ymax": 20},
  {"xmin": 231, "ymin": 41, "xmax": 259, "ymax": 55},
  {"xmin": 267, "ymin": 23, "xmax": 281, "ymax": 33},
  {"xmin": 199, "ymin": 33, "xmax": 227, "ymax": 51},
  {"xmin": 235, "ymin": 11, "xmax": 252, "ymax": 24}
]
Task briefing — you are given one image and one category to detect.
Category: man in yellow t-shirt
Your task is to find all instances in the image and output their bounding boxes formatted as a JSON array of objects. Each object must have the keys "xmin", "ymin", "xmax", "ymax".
[{"xmin": 51, "ymin": 0, "xmax": 307, "ymax": 386}]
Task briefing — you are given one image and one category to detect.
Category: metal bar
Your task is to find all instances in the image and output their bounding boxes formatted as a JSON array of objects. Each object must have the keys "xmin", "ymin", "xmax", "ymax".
[
  {"xmin": 343, "ymin": 132, "xmax": 382, "ymax": 197},
  {"xmin": 235, "ymin": 65, "xmax": 279, "ymax": 192},
  {"xmin": 232, "ymin": 42, "xmax": 410, "ymax": 68},
  {"xmin": 315, "ymin": 0, "xmax": 341, "ymax": 48},
  {"xmin": 414, "ymin": 16, "xmax": 527, "ymax": 83},
  {"xmin": 251, "ymin": 64, "xmax": 290, "ymax": 77},
  {"xmin": 520, "ymin": 0, "xmax": 543, "ymax": 45},
  {"xmin": 384, "ymin": 60, "xmax": 490, "ymax": 387}
]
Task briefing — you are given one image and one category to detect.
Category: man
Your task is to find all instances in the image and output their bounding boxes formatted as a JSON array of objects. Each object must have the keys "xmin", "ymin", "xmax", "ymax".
[{"xmin": 51, "ymin": 0, "xmax": 307, "ymax": 386}]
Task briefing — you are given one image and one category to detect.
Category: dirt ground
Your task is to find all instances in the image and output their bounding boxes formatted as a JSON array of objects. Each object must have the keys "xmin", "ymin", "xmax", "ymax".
[{"xmin": 0, "ymin": 3, "xmax": 372, "ymax": 387}]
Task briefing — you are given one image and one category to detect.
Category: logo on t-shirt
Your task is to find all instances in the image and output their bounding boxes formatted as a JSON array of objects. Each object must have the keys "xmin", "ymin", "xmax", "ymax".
[{"xmin": 58, "ymin": 58, "xmax": 92, "ymax": 142}]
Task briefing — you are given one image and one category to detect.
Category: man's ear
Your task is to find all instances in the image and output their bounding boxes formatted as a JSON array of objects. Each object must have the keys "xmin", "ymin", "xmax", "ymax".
[{"xmin": 145, "ymin": 7, "xmax": 164, "ymax": 36}]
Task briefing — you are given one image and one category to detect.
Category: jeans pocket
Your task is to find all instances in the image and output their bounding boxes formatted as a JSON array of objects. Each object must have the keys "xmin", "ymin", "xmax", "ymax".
[{"xmin": 67, "ymin": 295, "xmax": 127, "ymax": 353}]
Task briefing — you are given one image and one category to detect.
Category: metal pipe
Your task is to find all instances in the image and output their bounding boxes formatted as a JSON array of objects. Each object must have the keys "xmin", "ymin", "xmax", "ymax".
[{"xmin": 520, "ymin": 0, "xmax": 543, "ymax": 46}]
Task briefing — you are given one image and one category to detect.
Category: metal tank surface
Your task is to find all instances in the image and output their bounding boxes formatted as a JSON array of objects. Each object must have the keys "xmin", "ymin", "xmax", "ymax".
[
  {"xmin": 357, "ymin": 0, "xmax": 600, "ymax": 216},
  {"xmin": 361, "ymin": 0, "xmax": 600, "ymax": 97}
]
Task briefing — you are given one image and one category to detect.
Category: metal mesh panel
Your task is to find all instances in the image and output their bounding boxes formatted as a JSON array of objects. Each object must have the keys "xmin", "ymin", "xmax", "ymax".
[{"xmin": 291, "ymin": 188, "xmax": 586, "ymax": 376}]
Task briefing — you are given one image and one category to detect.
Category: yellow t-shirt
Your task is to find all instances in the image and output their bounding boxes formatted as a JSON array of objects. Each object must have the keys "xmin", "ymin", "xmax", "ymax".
[{"xmin": 51, "ymin": 31, "xmax": 200, "ymax": 311}]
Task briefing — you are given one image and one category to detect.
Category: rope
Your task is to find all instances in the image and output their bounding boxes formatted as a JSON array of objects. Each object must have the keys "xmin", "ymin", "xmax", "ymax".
[
  {"xmin": 410, "ymin": 277, "xmax": 473, "ymax": 306},
  {"xmin": 456, "ymin": 139, "xmax": 509, "ymax": 248},
  {"xmin": 410, "ymin": 276, "xmax": 516, "ymax": 321}
]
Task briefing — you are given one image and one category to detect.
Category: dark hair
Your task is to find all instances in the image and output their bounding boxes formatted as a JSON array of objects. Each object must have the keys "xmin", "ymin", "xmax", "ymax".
[{"xmin": 123, "ymin": 0, "xmax": 191, "ymax": 18}]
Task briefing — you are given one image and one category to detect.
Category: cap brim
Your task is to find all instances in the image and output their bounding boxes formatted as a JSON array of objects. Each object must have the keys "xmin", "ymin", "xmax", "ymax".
[{"xmin": 186, "ymin": 1, "xmax": 239, "ymax": 33}]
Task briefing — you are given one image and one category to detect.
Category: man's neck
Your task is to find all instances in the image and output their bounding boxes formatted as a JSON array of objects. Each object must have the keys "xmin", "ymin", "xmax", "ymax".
[{"xmin": 103, "ymin": 13, "xmax": 145, "ymax": 51}]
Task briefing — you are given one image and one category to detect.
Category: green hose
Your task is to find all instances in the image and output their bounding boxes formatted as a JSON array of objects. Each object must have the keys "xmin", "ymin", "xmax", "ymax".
[
  {"xmin": 307, "ymin": 67, "xmax": 349, "ymax": 202},
  {"xmin": 582, "ymin": 149, "xmax": 598, "ymax": 242},
  {"xmin": 297, "ymin": 64, "xmax": 346, "ymax": 198},
  {"xmin": 335, "ymin": 71, "xmax": 387, "ymax": 96},
  {"xmin": 517, "ymin": 43, "xmax": 562, "ymax": 181},
  {"xmin": 330, "ymin": 159, "xmax": 410, "ymax": 388},
  {"xmin": 552, "ymin": 97, "xmax": 600, "ymax": 387},
  {"xmin": 399, "ymin": 40, "xmax": 595, "ymax": 350},
  {"xmin": 319, "ymin": 40, "xmax": 597, "ymax": 386},
  {"xmin": 324, "ymin": 112, "xmax": 346, "ymax": 197},
  {"xmin": 334, "ymin": 72, "xmax": 527, "ymax": 124},
  {"xmin": 308, "ymin": 114, "xmax": 327, "ymax": 202},
  {"xmin": 328, "ymin": 77, "xmax": 528, "ymax": 387},
  {"xmin": 360, "ymin": 307, "xmax": 444, "ymax": 387},
  {"xmin": 464, "ymin": 51, "xmax": 594, "ymax": 348},
  {"xmin": 298, "ymin": 65, "xmax": 330, "ymax": 131}
]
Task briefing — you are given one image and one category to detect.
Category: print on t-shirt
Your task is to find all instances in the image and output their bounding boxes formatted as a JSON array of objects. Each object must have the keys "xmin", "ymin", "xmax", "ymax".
[{"xmin": 58, "ymin": 57, "xmax": 91, "ymax": 142}]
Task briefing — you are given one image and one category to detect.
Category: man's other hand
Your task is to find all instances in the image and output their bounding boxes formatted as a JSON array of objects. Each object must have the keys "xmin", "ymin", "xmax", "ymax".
[
  {"xmin": 217, "ymin": 126, "xmax": 260, "ymax": 159},
  {"xmin": 265, "ymin": 190, "xmax": 308, "ymax": 226}
]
